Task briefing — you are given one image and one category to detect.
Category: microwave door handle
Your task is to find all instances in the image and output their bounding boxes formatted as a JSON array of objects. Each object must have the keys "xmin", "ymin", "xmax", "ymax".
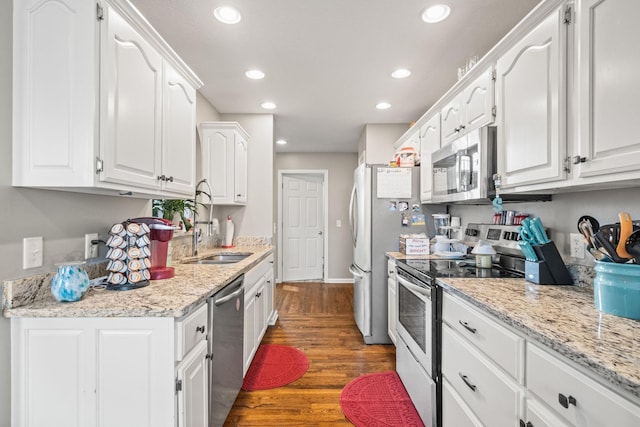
[
  {"xmin": 456, "ymin": 153, "xmax": 463, "ymax": 192},
  {"xmin": 458, "ymin": 154, "xmax": 472, "ymax": 191}
]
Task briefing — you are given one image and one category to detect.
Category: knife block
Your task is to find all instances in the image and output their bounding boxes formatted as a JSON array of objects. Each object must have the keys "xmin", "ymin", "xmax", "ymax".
[{"xmin": 525, "ymin": 242, "xmax": 573, "ymax": 285}]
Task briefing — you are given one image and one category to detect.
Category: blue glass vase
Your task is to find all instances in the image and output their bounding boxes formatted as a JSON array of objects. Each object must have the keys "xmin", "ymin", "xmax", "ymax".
[{"xmin": 51, "ymin": 261, "xmax": 90, "ymax": 302}]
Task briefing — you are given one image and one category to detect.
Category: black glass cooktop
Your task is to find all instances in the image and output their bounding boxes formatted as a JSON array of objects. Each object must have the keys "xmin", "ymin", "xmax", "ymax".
[{"xmin": 397, "ymin": 258, "xmax": 525, "ymax": 280}]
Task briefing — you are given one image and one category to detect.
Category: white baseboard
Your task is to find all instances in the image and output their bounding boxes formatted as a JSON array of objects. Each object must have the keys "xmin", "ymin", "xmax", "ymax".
[{"xmin": 276, "ymin": 278, "xmax": 354, "ymax": 284}]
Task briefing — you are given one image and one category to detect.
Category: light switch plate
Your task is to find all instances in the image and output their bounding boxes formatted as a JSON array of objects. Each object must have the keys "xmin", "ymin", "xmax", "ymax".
[{"xmin": 23, "ymin": 237, "xmax": 43, "ymax": 269}]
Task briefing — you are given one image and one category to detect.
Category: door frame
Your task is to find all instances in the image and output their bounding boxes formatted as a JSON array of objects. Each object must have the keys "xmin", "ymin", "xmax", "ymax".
[{"xmin": 277, "ymin": 170, "xmax": 329, "ymax": 283}]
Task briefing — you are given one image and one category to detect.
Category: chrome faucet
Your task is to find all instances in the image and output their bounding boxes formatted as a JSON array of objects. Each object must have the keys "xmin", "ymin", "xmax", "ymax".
[{"xmin": 193, "ymin": 178, "xmax": 213, "ymax": 257}]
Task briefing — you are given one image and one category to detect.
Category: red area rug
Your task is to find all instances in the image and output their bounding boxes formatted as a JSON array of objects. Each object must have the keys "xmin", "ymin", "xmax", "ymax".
[
  {"xmin": 242, "ymin": 344, "xmax": 309, "ymax": 391},
  {"xmin": 340, "ymin": 371, "xmax": 425, "ymax": 427}
]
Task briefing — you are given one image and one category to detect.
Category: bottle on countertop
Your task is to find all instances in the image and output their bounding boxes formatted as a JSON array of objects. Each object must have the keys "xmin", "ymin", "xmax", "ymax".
[{"xmin": 223, "ymin": 216, "xmax": 234, "ymax": 248}]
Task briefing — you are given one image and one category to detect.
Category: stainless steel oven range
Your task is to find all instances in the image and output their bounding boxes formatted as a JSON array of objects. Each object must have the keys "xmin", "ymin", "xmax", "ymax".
[{"xmin": 395, "ymin": 261, "xmax": 440, "ymax": 427}]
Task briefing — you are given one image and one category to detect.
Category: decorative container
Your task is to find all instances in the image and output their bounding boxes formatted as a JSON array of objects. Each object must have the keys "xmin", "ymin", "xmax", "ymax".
[
  {"xmin": 51, "ymin": 261, "xmax": 90, "ymax": 302},
  {"xmin": 594, "ymin": 261, "xmax": 640, "ymax": 320}
]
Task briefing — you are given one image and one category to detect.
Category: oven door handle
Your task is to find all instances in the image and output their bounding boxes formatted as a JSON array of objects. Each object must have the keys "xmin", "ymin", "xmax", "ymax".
[{"xmin": 397, "ymin": 274, "xmax": 431, "ymax": 299}]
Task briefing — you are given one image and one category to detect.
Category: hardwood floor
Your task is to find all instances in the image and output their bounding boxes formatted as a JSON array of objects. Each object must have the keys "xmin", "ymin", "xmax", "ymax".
[{"xmin": 224, "ymin": 282, "xmax": 396, "ymax": 426}]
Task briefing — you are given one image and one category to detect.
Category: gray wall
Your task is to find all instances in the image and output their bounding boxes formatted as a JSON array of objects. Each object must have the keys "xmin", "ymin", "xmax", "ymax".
[
  {"xmin": 275, "ymin": 152, "xmax": 358, "ymax": 281},
  {"xmin": 449, "ymin": 187, "xmax": 640, "ymax": 265}
]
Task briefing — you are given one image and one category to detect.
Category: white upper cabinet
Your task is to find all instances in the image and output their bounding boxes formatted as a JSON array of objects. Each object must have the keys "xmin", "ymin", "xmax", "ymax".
[
  {"xmin": 495, "ymin": 5, "xmax": 568, "ymax": 189},
  {"xmin": 198, "ymin": 122, "xmax": 250, "ymax": 205},
  {"xmin": 12, "ymin": 0, "xmax": 202, "ymax": 198},
  {"xmin": 575, "ymin": 0, "xmax": 640, "ymax": 179},
  {"xmin": 161, "ymin": 62, "xmax": 197, "ymax": 195},
  {"xmin": 440, "ymin": 67, "xmax": 495, "ymax": 146},
  {"xmin": 420, "ymin": 113, "xmax": 441, "ymax": 203},
  {"xmin": 100, "ymin": 3, "xmax": 163, "ymax": 190},
  {"xmin": 440, "ymin": 94, "xmax": 463, "ymax": 145}
]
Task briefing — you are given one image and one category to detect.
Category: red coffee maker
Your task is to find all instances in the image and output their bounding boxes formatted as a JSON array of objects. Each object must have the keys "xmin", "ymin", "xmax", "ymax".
[{"xmin": 131, "ymin": 217, "xmax": 176, "ymax": 279}]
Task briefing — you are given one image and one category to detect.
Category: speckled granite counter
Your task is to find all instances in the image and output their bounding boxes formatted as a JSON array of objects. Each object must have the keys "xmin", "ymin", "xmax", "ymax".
[
  {"xmin": 3, "ymin": 246, "xmax": 273, "ymax": 319},
  {"xmin": 438, "ymin": 277, "xmax": 640, "ymax": 400}
]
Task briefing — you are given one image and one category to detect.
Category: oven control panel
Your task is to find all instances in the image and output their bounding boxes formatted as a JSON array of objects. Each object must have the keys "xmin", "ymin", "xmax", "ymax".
[{"xmin": 464, "ymin": 223, "xmax": 525, "ymax": 256}]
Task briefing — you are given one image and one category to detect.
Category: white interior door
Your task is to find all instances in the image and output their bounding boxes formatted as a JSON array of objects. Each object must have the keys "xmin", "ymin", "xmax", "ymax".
[{"xmin": 282, "ymin": 174, "xmax": 324, "ymax": 281}]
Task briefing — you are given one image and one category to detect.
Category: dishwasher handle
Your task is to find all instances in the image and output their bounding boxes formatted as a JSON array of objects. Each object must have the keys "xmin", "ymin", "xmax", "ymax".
[{"xmin": 214, "ymin": 285, "xmax": 243, "ymax": 306}]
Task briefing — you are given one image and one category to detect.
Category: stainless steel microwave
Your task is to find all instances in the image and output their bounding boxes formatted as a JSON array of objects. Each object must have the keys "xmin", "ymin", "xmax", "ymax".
[{"xmin": 431, "ymin": 126, "xmax": 495, "ymax": 203}]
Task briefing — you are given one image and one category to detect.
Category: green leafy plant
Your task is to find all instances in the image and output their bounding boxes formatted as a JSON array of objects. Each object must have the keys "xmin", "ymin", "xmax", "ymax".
[{"xmin": 152, "ymin": 199, "xmax": 197, "ymax": 231}]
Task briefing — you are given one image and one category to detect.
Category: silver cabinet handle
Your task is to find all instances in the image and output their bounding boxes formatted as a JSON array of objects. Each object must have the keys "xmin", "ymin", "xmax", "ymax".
[
  {"xmin": 459, "ymin": 373, "xmax": 477, "ymax": 392},
  {"xmin": 459, "ymin": 320, "xmax": 477, "ymax": 334}
]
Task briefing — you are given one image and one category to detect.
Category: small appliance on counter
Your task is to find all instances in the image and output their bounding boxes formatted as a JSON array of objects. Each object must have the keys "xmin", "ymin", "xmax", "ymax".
[{"xmin": 130, "ymin": 217, "xmax": 176, "ymax": 280}]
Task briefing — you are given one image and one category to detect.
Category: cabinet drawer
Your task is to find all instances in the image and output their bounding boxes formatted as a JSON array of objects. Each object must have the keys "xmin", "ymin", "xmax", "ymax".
[
  {"xmin": 443, "ymin": 293, "xmax": 524, "ymax": 381},
  {"xmin": 526, "ymin": 343, "xmax": 640, "ymax": 427},
  {"xmin": 245, "ymin": 254, "xmax": 274, "ymax": 286},
  {"xmin": 396, "ymin": 341, "xmax": 435, "ymax": 427},
  {"xmin": 442, "ymin": 378, "xmax": 483, "ymax": 427},
  {"xmin": 442, "ymin": 324, "xmax": 524, "ymax": 427},
  {"xmin": 175, "ymin": 303, "xmax": 208, "ymax": 361}
]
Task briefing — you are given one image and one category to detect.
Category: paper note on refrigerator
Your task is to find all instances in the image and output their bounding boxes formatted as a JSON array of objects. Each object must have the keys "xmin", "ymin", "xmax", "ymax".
[{"xmin": 376, "ymin": 168, "xmax": 412, "ymax": 198}]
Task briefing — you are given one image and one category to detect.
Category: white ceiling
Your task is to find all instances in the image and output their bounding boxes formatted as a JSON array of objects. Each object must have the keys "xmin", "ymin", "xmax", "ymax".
[{"xmin": 131, "ymin": 0, "xmax": 542, "ymax": 153}]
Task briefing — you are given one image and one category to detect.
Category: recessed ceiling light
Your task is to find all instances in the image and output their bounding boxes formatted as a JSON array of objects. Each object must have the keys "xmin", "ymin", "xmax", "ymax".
[
  {"xmin": 421, "ymin": 4, "xmax": 451, "ymax": 23},
  {"xmin": 376, "ymin": 102, "xmax": 391, "ymax": 110},
  {"xmin": 276, "ymin": 139, "xmax": 287, "ymax": 145},
  {"xmin": 261, "ymin": 101, "xmax": 277, "ymax": 110},
  {"xmin": 391, "ymin": 68, "xmax": 411, "ymax": 79},
  {"xmin": 214, "ymin": 6, "xmax": 242, "ymax": 24},
  {"xmin": 245, "ymin": 69, "xmax": 265, "ymax": 80}
]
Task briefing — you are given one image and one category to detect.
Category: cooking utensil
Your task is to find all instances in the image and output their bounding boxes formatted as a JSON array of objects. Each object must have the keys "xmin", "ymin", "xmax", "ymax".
[
  {"xmin": 578, "ymin": 220, "xmax": 598, "ymax": 249},
  {"xmin": 577, "ymin": 215, "xmax": 600, "ymax": 234},
  {"xmin": 625, "ymin": 230, "xmax": 640, "ymax": 264},
  {"xmin": 595, "ymin": 232, "xmax": 627, "ymax": 263},
  {"xmin": 616, "ymin": 212, "xmax": 633, "ymax": 259}
]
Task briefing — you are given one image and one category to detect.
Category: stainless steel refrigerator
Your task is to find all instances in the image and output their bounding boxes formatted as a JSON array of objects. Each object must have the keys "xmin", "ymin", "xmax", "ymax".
[{"xmin": 349, "ymin": 164, "xmax": 444, "ymax": 344}]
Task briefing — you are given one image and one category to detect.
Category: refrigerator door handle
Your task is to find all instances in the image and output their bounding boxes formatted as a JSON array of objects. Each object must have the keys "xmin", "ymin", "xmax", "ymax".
[
  {"xmin": 349, "ymin": 185, "xmax": 358, "ymax": 246},
  {"xmin": 349, "ymin": 264, "xmax": 363, "ymax": 278}
]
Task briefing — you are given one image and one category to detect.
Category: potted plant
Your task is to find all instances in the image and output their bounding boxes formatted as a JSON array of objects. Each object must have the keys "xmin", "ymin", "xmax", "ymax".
[{"xmin": 152, "ymin": 198, "xmax": 197, "ymax": 232}]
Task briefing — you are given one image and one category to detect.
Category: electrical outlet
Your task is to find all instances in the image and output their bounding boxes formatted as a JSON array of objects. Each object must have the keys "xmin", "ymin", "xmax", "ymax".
[
  {"xmin": 85, "ymin": 233, "xmax": 99, "ymax": 259},
  {"xmin": 570, "ymin": 233, "xmax": 586, "ymax": 259},
  {"xmin": 23, "ymin": 237, "xmax": 43, "ymax": 269}
]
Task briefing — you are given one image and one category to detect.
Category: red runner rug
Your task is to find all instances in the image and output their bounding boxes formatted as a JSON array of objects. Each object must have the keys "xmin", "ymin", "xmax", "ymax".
[
  {"xmin": 340, "ymin": 371, "xmax": 425, "ymax": 427},
  {"xmin": 242, "ymin": 344, "xmax": 309, "ymax": 391}
]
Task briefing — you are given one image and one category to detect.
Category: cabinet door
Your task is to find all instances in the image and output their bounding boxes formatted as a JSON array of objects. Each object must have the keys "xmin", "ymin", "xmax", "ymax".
[
  {"xmin": 441, "ymin": 94, "xmax": 463, "ymax": 145},
  {"xmin": 234, "ymin": 133, "xmax": 249, "ymax": 204},
  {"xmin": 419, "ymin": 114, "xmax": 441, "ymax": 202},
  {"xmin": 264, "ymin": 267, "xmax": 275, "ymax": 325},
  {"xmin": 176, "ymin": 340, "xmax": 209, "ymax": 427},
  {"xmin": 525, "ymin": 397, "xmax": 572, "ymax": 427},
  {"xmin": 13, "ymin": 0, "xmax": 97, "ymax": 187},
  {"xmin": 462, "ymin": 67, "xmax": 495, "ymax": 132},
  {"xmin": 576, "ymin": 0, "xmax": 640, "ymax": 178},
  {"xmin": 101, "ymin": 4, "xmax": 163, "ymax": 189},
  {"xmin": 200, "ymin": 127, "xmax": 234, "ymax": 203},
  {"xmin": 162, "ymin": 61, "xmax": 197, "ymax": 196},
  {"xmin": 243, "ymin": 290, "xmax": 257, "ymax": 375},
  {"xmin": 254, "ymin": 278, "xmax": 267, "ymax": 344},
  {"xmin": 11, "ymin": 319, "xmax": 95, "ymax": 427},
  {"xmin": 496, "ymin": 6, "xmax": 568, "ymax": 188},
  {"xmin": 387, "ymin": 277, "xmax": 397, "ymax": 345}
]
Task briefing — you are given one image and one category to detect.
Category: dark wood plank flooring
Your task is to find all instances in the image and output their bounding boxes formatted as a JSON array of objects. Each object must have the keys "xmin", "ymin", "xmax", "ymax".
[{"xmin": 224, "ymin": 282, "xmax": 396, "ymax": 426}]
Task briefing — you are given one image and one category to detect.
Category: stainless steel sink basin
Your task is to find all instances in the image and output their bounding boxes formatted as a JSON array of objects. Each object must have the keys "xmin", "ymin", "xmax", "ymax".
[{"xmin": 184, "ymin": 252, "xmax": 253, "ymax": 265}]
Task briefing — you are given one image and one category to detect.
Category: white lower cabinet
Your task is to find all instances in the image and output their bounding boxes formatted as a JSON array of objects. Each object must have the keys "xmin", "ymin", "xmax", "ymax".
[
  {"xmin": 387, "ymin": 258, "xmax": 397, "ymax": 345},
  {"xmin": 11, "ymin": 317, "xmax": 176, "ymax": 427},
  {"xmin": 243, "ymin": 254, "xmax": 275, "ymax": 375},
  {"xmin": 442, "ymin": 291, "xmax": 640, "ymax": 427},
  {"xmin": 526, "ymin": 342, "xmax": 640, "ymax": 427},
  {"xmin": 442, "ymin": 378, "xmax": 483, "ymax": 427},
  {"xmin": 442, "ymin": 323, "xmax": 524, "ymax": 427},
  {"xmin": 176, "ymin": 340, "xmax": 209, "ymax": 427}
]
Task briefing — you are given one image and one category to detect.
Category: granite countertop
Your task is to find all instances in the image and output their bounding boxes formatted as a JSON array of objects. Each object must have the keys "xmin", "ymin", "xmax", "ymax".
[
  {"xmin": 438, "ymin": 277, "xmax": 640, "ymax": 401},
  {"xmin": 3, "ymin": 246, "xmax": 273, "ymax": 319}
]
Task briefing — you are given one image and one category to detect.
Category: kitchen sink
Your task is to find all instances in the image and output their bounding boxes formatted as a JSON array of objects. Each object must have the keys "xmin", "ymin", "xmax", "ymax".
[{"xmin": 184, "ymin": 252, "xmax": 253, "ymax": 265}]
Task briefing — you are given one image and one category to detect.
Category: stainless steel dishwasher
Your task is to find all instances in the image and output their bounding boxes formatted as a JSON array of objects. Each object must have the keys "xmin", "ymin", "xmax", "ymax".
[{"xmin": 208, "ymin": 274, "xmax": 244, "ymax": 427}]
